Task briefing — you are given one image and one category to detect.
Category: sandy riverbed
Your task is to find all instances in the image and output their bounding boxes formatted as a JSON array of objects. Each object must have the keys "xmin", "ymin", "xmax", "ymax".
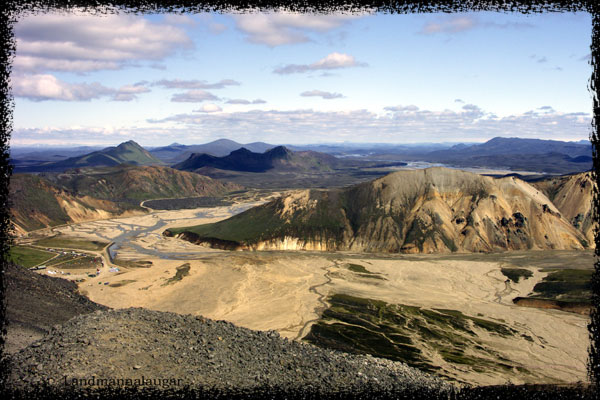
[{"xmin": 42, "ymin": 198, "xmax": 590, "ymax": 386}]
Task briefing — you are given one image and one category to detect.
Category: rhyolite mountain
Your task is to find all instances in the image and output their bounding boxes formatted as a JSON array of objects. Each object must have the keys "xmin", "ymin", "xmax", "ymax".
[
  {"xmin": 173, "ymin": 146, "xmax": 339, "ymax": 173},
  {"xmin": 530, "ymin": 171, "xmax": 595, "ymax": 247},
  {"xmin": 10, "ymin": 165, "xmax": 241, "ymax": 233},
  {"xmin": 13, "ymin": 140, "xmax": 163, "ymax": 172},
  {"xmin": 165, "ymin": 167, "xmax": 588, "ymax": 253}
]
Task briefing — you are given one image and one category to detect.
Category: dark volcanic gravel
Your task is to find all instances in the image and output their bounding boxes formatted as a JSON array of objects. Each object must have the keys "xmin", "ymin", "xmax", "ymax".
[
  {"xmin": 4, "ymin": 263, "xmax": 107, "ymax": 353},
  {"xmin": 7, "ymin": 308, "xmax": 455, "ymax": 395}
]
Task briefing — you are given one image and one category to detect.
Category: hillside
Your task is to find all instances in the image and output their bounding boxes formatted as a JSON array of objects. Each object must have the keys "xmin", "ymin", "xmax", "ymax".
[
  {"xmin": 4, "ymin": 262, "xmax": 107, "ymax": 353},
  {"xmin": 531, "ymin": 172, "xmax": 595, "ymax": 247},
  {"xmin": 9, "ymin": 173, "xmax": 141, "ymax": 233},
  {"xmin": 13, "ymin": 140, "xmax": 163, "ymax": 173},
  {"xmin": 7, "ymin": 308, "xmax": 452, "ymax": 395},
  {"xmin": 10, "ymin": 165, "xmax": 241, "ymax": 232},
  {"xmin": 174, "ymin": 146, "xmax": 338, "ymax": 174},
  {"xmin": 166, "ymin": 167, "xmax": 588, "ymax": 253},
  {"xmin": 40, "ymin": 165, "xmax": 242, "ymax": 204}
]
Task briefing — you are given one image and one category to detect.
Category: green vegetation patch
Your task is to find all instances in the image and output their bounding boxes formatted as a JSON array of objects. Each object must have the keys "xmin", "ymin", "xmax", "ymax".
[
  {"xmin": 168, "ymin": 191, "xmax": 347, "ymax": 245},
  {"xmin": 8, "ymin": 245, "xmax": 56, "ymax": 268},
  {"xmin": 163, "ymin": 263, "xmax": 191, "ymax": 286},
  {"xmin": 501, "ymin": 268, "xmax": 533, "ymax": 283},
  {"xmin": 304, "ymin": 293, "xmax": 524, "ymax": 380},
  {"xmin": 530, "ymin": 269, "xmax": 592, "ymax": 303},
  {"xmin": 346, "ymin": 263, "xmax": 386, "ymax": 280},
  {"xmin": 34, "ymin": 235, "xmax": 108, "ymax": 251},
  {"xmin": 45, "ymin": 254, "xmax": 101, "ymax": 270}
]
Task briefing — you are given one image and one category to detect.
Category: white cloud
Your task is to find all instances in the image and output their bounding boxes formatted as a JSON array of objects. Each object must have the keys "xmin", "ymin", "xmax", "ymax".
[
  {"xmin": 194, "ymin": 104, "xmax": 222, "ymax": 113},
  {"xmin": 232, "ymin": 12, "xmax": 362, "ymax": 47},
  {"xmin": 145, "ymin": 105, "xmax": 591, "ymax": 144},
  {"xmin": 171, "ymin": 90, "xmax": 220, "ymax": 103},
  {"xmin": 154, "ymin": 79, "xmax": 240, "ymax": 89},
  {"xmin": 14, "ymin": 13, "xmax": 192, "ymax": 73},
  {"xmin": 421, "ymin": 15, "xmax": 533, "ymax": 35},
  {"xmin": 274, "ymin": 52, "xmax": 367, "ymax": 74},
  {"xmin": 226, "ymin": 98, "xmax": 267, "ymax": 104},
  {"xmin": 112, "ymin": 83, "xmax": 151, "ymax": 102},
  {"xmin": 12, "ymin": 74, "xmax": 151, "ymax": 102},
  {"xmin": 300, "ymin": 90, "xmax": 343, "ymax": 99},
  {"xmin": 12, "ymin": 74, "xmax": 113, "ymax": 101}
]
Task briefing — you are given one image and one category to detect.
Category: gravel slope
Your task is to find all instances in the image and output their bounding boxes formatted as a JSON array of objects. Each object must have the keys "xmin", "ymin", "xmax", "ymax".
[{"xmin": 7, "ymin": 308, "xmax": 455, "ymax": 395}]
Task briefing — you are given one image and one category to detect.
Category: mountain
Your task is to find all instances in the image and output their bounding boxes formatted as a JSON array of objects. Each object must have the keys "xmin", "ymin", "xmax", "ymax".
[
  {"xmin": 10, "ymin": 165, "xmax": 242, "ymax": 232},
  {"xmin": 13, "ymin": 140, "xmax": 163, "ymax": 173},
  {"xmin": 420, "ymin": 137, "xmax": 592, "ymax": 174},
  {"xmin": 9, "ymin": 173, "xmax": 141, "ymax": 233},
  {"xmin": 174, "ymin": 146, "xmax": 339, "ymax": 173},
  {"xmin": 531, "ymin": 172, "xmax": 595, "ymax": 247},
  {"xmin": 149, "ymin": 139, "xmax": 277, "ymax": 162},
  {"xmin": 165, "ymin": 167, "xmax": 588, "ymax": 253},
  {"xmin": 40, "ymin": 165, "xmax": 241, "ymax": 204}
]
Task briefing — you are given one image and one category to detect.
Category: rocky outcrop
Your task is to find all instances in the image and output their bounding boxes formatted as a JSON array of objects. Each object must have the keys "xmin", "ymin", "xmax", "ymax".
[
  {"xmin": 171, "ymin": 168, "xmax": 588, "ymax": 254},
  {"xmin": 531, "ymin": 172, "xmax": 595, "ymax": 248}
]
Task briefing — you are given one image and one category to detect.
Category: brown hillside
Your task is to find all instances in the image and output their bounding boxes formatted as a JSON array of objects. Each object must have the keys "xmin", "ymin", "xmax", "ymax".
[
  {"xmin": 531, "ymin": 172, "xmax": 595, "ymax": 248},
  {"xmin": 171, "ymin": 168, "xmax": 588, "ymax": 253}
]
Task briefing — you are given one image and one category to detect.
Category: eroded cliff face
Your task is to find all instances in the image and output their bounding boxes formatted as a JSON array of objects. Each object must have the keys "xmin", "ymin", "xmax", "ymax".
[
  {"xmin": 173, "ymin": 168, "xmax": 589, "ymax": 254},
  {"xmin": 532, "ymin": 172, "xmax": 595, "ymax": 248}
]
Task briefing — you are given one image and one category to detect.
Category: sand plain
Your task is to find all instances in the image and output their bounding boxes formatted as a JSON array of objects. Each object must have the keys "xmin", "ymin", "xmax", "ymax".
[{"xmin": 36, "ymin": 194, "xmax": 592, "ymax": 387}]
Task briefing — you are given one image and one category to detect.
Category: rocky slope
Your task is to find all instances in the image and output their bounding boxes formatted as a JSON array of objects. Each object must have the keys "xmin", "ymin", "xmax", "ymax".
[
  {"xmin": 166, "ymin": 168, "xmax": 588, "ymax": 253},
  {"xmin": 9, "ymin": 173, "xmax": 141, "ymax": 233},
  {"xmin": 530, "ymin": 172, "xmax": 595, "ymax": 247},
  {"xmin": 4, "ymin": 263, "xmax": 108, "ymax": 353},
  {"xmin": 6, "ymin": 308, "xmax": 454, "ymax": 395}
]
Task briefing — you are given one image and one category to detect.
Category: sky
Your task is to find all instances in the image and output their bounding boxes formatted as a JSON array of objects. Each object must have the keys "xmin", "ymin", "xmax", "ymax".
[{"xmin": 9, "ymin": 9, "xmax": 593, "ymax": 147}]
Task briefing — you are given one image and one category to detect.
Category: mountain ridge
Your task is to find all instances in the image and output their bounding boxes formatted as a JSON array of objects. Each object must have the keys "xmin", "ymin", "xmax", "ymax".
[{"xmin": 166, "ymin": 167, "xmax": 589, "ymax": 253}]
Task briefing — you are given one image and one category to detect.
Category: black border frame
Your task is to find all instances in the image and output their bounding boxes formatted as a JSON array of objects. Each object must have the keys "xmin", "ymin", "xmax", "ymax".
[{"xmin": 0, "ymin": 1, "xmax": 598, "ymax": 399}]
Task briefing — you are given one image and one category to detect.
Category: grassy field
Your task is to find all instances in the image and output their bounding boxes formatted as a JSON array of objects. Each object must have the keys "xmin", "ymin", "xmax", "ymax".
[
  {"xmin": 303, "ymin": 293, "xmax": 527, "ymax": 382},
  {"xmin": 34, "ymin": 235, "xmax": 109, "ymax": 251},
  {"xmin": 45, "ymin": 255, "xmax": 101, "ymax": 270},
  {"xmin": 530, "ymin": 269, "xmax": 593, "ymax": 303},
  {"xmin": 8, "ymin": 246, "xmax": 56, "ymax": 268}
]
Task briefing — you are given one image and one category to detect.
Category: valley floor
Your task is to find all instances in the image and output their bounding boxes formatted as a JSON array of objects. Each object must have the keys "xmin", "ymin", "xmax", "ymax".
[{"xmin": 19, "ymin": 192, "xmax": 592, "ymax": 387}]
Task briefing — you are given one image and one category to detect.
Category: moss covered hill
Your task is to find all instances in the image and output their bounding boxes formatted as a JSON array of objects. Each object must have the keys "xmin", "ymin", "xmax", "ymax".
[
  {"xmin": 41, "ymin": 165, "xmax": 242, "ymax": 203},
  {"xmin": 18, "ymin": 140, "xmax": 164, "ymax": 173},
  {"xmin": 165, "ymin": 167, "xmax": 587, "ymax": 253},
  {"xmin": 10, "ymin": 166, "xmax": 241, "ymax": 233},
  {"xmin": 531, "ymin": 172, "xmax": 595, "ymax": 248},
  {"xmin": 174, "ymin": 146, "xmax": 338, "ymax": 173},
  {"xmin": 9, "ymin": 174, "xmax": 139, "ymax": 233}
]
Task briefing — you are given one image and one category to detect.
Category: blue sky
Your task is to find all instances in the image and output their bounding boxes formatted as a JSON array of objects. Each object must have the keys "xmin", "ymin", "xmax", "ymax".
[{"xmin": 10, "ymin": 10, "xmax": 593, "ymax": 146}]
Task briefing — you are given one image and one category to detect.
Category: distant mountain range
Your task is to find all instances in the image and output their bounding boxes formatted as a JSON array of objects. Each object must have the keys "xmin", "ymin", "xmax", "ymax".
[
  {"xmin": 149, "ymin": 139, "xmax": 275, "ymax": 162},
  {"xmin": 12, "ymin": 141, "xmax": 163, "ymax": 173},
  {"xmin": 173, "ymin": 146, "xmax": 339, "ymax": 173},
  {"xmin": 165, "ymin": 168, "xmax": 591, "ymax": 253},
  {"xmin": 415, "ymin": 137, "xmax": 592, "ymax": 174},
  {"xmin": 10, "ymin": 137, "xmax": 593, "ymax": 175}
]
